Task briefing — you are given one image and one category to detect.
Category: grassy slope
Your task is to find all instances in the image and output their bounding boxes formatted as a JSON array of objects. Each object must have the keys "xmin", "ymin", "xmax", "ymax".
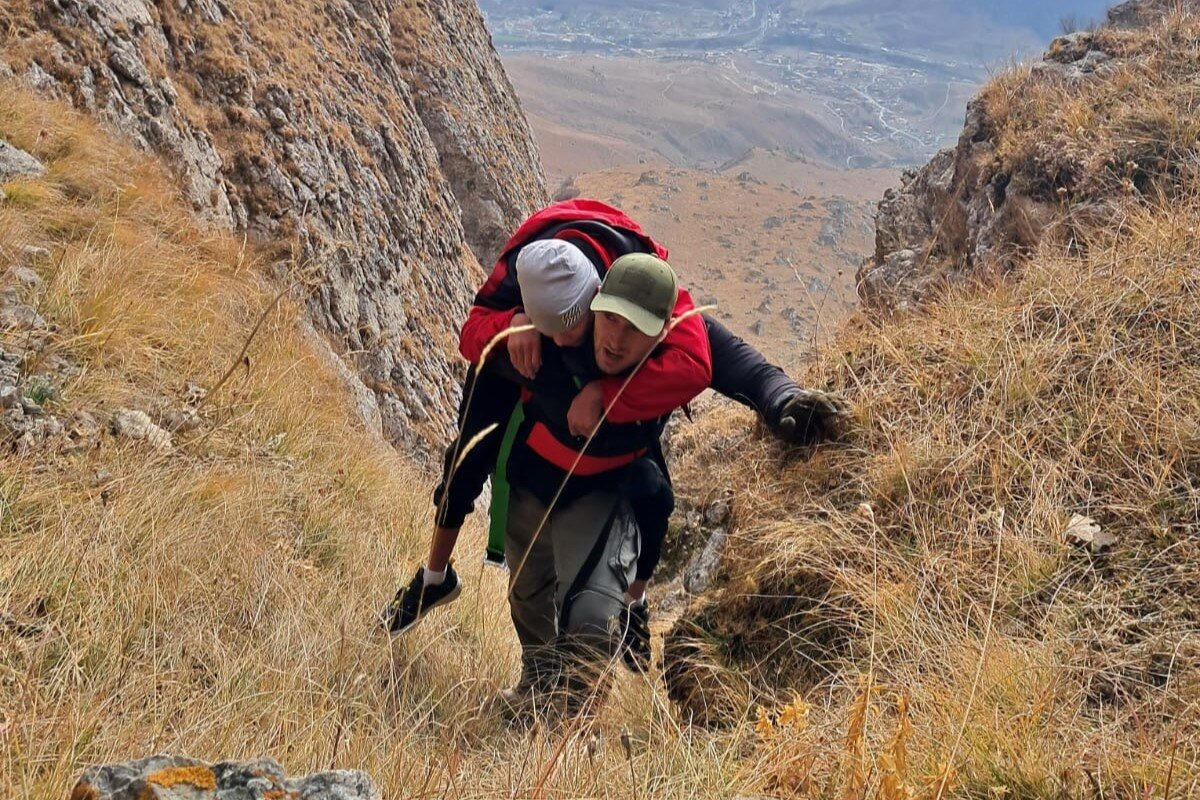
[
  {"xmin": 664, "ymin": 8, "xmax": 1200, "ymax": 798},
  {"xmin": 0, "ymin": 85, "xmax": 757, "ymax": 800},
  {"xmin": 4, "ymin": 8, "xmax": 1200, "ymax": 800}
]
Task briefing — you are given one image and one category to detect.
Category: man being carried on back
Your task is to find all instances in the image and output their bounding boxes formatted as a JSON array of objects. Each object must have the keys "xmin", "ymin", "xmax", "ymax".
[{"xmin": 382, "ymin": 200, "xmax": 848, "ymax": 660}]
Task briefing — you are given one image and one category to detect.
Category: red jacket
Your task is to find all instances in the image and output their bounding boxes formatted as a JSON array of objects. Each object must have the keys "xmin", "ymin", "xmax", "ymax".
[{"xmin": 459, "ymin": 199, "xmax": 712, "ymax": 424}]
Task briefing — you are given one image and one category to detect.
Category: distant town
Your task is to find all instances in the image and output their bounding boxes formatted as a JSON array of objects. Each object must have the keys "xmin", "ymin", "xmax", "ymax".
[{"xmin": 479, "ymin": 0, "xmax": 1102, "ymax": 165}]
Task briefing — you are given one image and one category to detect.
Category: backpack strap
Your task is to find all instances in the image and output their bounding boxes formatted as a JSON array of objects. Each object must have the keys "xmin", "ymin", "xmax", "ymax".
[{"xmin": 484, "ymin": 402, "xmax": 525, "ymax": 568}]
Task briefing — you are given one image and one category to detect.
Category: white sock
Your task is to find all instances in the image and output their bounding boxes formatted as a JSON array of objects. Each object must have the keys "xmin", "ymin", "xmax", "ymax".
[{"xmin": 423, "ymin": 566, "xmax": 447, "ymax": 587}]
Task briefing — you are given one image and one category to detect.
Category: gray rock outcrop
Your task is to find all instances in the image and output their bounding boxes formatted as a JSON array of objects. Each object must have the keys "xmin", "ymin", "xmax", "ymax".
[
  {"xmin": 857, "ymin": 0, "xmax": 1194, "ymax": 313},
  {"xmin": 1107, "ymin": 0, "xmax": 1181, "ymax": 28},
  {"xmin": 392, "ymin": 1, "xmax": 546, "ymax": 268},
  {"xmin": 0, "ymin": 138, "xmax": 46, "ymax": 182},
  {"xmin": 1, "ymin": 0, "xmax": 548, "ymax": 451},
  {"xmin": 71, "ymin": 754, "xmax": 379, "ymax": 800}
]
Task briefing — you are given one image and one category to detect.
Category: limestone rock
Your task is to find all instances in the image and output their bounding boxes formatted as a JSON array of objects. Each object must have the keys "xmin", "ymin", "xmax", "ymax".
[
  {"xmin": 0, "ymin": 352, "xmax": 21, "ymax": 389},
  {"xmin": 4, "ymin": 0, "xmax": 547, "ymax": 452},
  {"xmin": 65, "ymin": 410, "xmax": 101, "ymax": 453},
  {"xmin": 0, "ymin": 302, "xmax": 48, "ymax": 332},
  {"xmin": 1045, "ymin": 31, "xmax": 1100, "ymax": 63},
  {"xmin": 19, "ymin": 244, "xmax": 51, "ymax": 266},
  {"xmin": 683, "ymin": 525, "xmax": 728, "ymax": 595},
  {"xmin": 71, "ymin": 754, "xmax": 380, "ymax": 800},
  {"xmin": 1107, "ymin": 0, "xmax": 1181, "ymax": 28},
  {"xmin": 162, "ymin": 407, "xmax": 201, "ymax": 433},
  {"xmin": 0, "ymin": 139, "xmax": 45, "ymax": 182},
  {"xmin": 111, "ymin": 408, "xmax": 172, "ymax": 451},
  {"xmin": 856, "ymin": 0, "xmax": 1177, "ymax": 313},
  {"xmin": 9, "ymin": 265, "xmax": 43, "ymax": 288},
  {"xmin": 0, "ymin": 385, "xmax": 18, "ymax": 409},
  {"xmin": 391, "ymin": 0, "xmax": 547, "ymax": 268}
]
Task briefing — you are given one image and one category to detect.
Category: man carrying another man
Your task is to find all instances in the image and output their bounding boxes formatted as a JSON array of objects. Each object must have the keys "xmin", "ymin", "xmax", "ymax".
[
  {"xmin": 382, "ymin": 199, "xmax": 849, "ymax": 720},
  {"xmin": 500, "ymin": 250, "xmax": 702, "ymax": 718}
]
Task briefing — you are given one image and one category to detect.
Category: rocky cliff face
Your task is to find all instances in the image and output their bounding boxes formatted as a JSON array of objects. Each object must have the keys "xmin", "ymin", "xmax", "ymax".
[
  {"xmin": 0, "ymin": 0, "xmax": 548, "ymax": 450},
  {"xmin": 858, "ymin": 0, "xmax": 1191, "ymax": 313}
]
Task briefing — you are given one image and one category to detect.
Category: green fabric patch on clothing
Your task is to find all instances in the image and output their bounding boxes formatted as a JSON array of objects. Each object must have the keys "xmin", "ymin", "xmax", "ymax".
[{"xmin": 486, "ymin": 403, "xmax": 525, "ymax": 565}]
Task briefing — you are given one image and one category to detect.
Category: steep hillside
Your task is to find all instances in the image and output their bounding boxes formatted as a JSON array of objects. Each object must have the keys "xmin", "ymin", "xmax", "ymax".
[
  {"xmin": 664, "ymin": 2, "xmax": 1200, "ymax": 795},
  {"xmin": 0, "ymin": 0, "xmax": 548, "ymax": 451},
  {"xmin": 859, "ymin": 0, "xmax": 1198, "ymax": 312},
  {"xmin": 6, "ymin": 1, "xmax": 1200, "ymax": 799},
  {"xmin": 0, "ymin": 85, "xmax": 758, "ymax": 800}
]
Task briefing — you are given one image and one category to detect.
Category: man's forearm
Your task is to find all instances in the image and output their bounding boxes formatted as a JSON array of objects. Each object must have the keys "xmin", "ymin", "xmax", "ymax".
[{"xmin": 705, "ymin": 314, "xmax": 798, "ymax": 423}]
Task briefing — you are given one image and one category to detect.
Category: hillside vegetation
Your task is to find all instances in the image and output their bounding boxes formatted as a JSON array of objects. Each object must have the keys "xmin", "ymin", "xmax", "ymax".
[
  {"xmin": 0, "ymin": 84, "xmax": 758, "ymax": 800},
  {"xmin": 665, "ymin": 4, "xmax": 1200, "ymax": 797}
]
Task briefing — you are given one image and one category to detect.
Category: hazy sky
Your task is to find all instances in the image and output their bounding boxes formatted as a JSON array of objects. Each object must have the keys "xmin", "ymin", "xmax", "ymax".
[{"xmin": 984, "ymin": 1, "xmax": 1116, "ymax": 37}]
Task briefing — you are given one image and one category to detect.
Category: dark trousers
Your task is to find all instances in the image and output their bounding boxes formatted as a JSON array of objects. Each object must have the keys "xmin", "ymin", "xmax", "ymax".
[
  {"xmin": 623, "ymin": 457, "xmax": 673, "ymax": 582},
  {"xmin": 505, "ymin": 486, "xmax": 639, "ymax": 705},
  {"xmin": 432, "ymin": 365, "xmax": 517, "ymax": 528}
]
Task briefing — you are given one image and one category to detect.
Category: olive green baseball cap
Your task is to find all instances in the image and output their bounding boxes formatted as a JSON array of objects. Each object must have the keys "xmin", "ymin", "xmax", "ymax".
[{"xmin": 590, "ymin": 253, "xmax": 678, "ymax": 337}]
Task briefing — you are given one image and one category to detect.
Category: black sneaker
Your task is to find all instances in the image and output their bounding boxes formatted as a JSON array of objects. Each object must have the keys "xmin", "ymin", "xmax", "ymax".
[{"xmin": 380, "ymin": 564, "xmax": 461, "ymax": 636}]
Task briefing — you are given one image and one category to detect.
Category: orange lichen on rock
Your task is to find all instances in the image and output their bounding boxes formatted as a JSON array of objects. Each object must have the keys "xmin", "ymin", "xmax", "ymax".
[
  {"xmin": 145, "ymin": 765, "xmax": 218, "ymax": 790},
  {"xmin": 69, "ymin": 782, "xmax": 100, "ymax": 800}
]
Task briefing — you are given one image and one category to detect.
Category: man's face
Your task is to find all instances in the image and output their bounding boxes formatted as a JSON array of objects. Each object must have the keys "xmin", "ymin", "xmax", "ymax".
[
  {"xmin": 550, "ymin": 312, "xmax": 593, "ymax": 348},
  {"xmin": 593, "ymin": 311, "xmax": 659, "ymax": 375}
]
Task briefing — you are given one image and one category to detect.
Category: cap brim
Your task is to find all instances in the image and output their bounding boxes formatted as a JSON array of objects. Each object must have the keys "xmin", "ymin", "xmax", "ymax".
[{"xmin": 590, "ymin": 294, "xmax": 666, "ymax": 337}]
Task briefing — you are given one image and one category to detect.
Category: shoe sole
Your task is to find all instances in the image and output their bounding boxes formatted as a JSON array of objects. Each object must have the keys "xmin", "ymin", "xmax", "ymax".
[{"xmin": 387, "ymin": 581, "xmax": 462, "ymax": 637}]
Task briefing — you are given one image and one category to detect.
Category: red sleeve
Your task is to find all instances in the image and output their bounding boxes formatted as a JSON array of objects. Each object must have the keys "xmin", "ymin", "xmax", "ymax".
[
  {"xmin": 598, "ymin": 288, "xmax": 712, "ymax": 423},
  {"xmin": 459, "ymin": 305, "xmax": 520, "ymax": 363}
]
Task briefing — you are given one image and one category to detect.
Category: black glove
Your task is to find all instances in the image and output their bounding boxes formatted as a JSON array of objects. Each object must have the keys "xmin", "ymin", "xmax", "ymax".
[
  {"xmin": 773, "ymin": 389, "xmax": 851, "ymax": 446},
  {"xmin": 619, "ymin": 600, "xmax": 651, "ymax": 672}
]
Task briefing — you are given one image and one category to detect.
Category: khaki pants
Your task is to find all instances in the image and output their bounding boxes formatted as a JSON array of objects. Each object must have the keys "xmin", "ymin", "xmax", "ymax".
[{"xmin": 505, "ymin": 485, "xmax": 640, "ymax": 707}]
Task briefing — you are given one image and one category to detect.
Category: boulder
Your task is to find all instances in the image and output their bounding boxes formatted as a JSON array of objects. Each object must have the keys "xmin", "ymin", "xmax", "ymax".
[
  {"xmin": 0, "ymin": 139, "xmax": 45, "ymax": 183},
  {"xmin": 71, "ymin": 755, "xmax": 380, "ymax": 800}
]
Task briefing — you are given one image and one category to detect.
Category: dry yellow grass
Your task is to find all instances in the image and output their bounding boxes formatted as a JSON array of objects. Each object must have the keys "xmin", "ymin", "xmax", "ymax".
[
  {"xmin": 652, "ymin": 12, "xmax": 1200, "ymax": 798},
  {"xmin": 0, "ymin": 84, "xmax": 763, "ymax": 800},
  {"xmin": 6, "ymin": 7, "xmax": 1200, "ymax": 800},
  {"xmin": 663, "ymin": 20, "xmax": 1200, "ymax": 789},
  {"xmin": 669, "ymin": 204, "xmax": 1200, "ymax": 797},
  {"xmin": 982, "ymin": 6, "xmax": 1200, "ymax": 206}
]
